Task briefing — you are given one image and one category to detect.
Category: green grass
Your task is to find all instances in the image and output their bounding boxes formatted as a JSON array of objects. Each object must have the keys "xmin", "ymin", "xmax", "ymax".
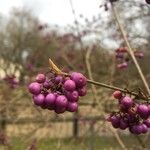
[{"xmin": 1, "ymin": 135, "xmax": 149, "ymax": 150}]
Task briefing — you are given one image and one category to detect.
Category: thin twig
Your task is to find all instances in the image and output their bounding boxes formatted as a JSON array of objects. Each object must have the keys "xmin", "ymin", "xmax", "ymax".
[
  {"xmin": 85, "ymin": 48, "xmax": 99, "ymax": 105},
  {"xmin": 49, "ymin": 58, "xmax": 150, "ymax": 101}
]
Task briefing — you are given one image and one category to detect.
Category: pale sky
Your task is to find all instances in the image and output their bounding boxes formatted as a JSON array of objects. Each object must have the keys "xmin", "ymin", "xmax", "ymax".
[{"xmin": 0, "ymin": 0, "xmax": 101, "ymax": 26}]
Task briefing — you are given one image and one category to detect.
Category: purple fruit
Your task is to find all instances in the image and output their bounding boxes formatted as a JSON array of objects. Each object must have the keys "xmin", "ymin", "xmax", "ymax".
[
  {"xmin": 45, "ymin": 93, "xmax": 56, "ymax": 106},
  {"xmin": 116, "ymin": 52, "xmax": 124, "ymax": 59},
  {"xmin": 125, "ymin": 114, "xmax": 137, "ymax": 124},
  {"xmin": 36, "ymin": 74, "xmax": 46, "ymax": 83},
  {"xmin": 129, "ymin": 124, "xmax": 143, "ymax": 135},
  {"xmin": 141, "ymin": 124, "xmax": 148, "ymax": 134},
  {"xmin": 43, "ymin": 81, "xmax": 52, "ymax": 89},
  {"xmin": 55, "ymin": 75, "xmax": 63, "ymax": 84},
  {"xmin": 67, "ymin": 102, "xmax": 78, "ymax": 112},
  {"xmin": 78, "ymin": 86, "xmax": 87, "ymax": 97},
  {"xmin": 33, "ymin": 94, "xmax": 45, "ymax": 106},
  {"xmin": 65, "ymin": 91, "xmax": 79, "ymax": 102},
  {"xmin": 117, "ymin": 62, "xmax": 128, "ymax": 69},
  {"xmin": 110, "ymin": 115, "xmax": 120, "ymax": 128},
  {"xmin": 137, "ymin": 104, "xmax": 149, "ymax": 118},
  {"xmin": 28, "ymin": 82, "xmax": 41, "ymax": 95},
  {"xmin": 70, "ymin": 72, "xmax": 87, "ymax": 88},
  {"xmin": 119, "ymin": 119, "xmax": 128, "ymax": 130},
  {"xmin": 55, "ymin": 95, "xmax": 68, "ymax": 107},
  {"xmin": 121, "ymin": 96, "xmax": 133, "ymax": 108},
  {"xmin": 64, "ymin": 80, "xmax": 76, "ymax": 92},
  {"xmin": 134, "ymin": 52, "xmax": 144, "ymax": 58}
]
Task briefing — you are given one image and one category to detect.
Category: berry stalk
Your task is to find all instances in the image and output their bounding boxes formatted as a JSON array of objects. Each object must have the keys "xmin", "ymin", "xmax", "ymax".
[{"xmin": 49, "ymin": 59, "xmax": 150, "ymax": 101}]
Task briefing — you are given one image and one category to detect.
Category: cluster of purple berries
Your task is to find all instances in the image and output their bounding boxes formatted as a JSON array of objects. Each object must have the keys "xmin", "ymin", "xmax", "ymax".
[
  {"xmin": 28, "ymin": 72, "xmax": 87, "ymax": 114},
  {"xmin": 3, "ymin": 75, "xmax": 19, "ymax": 89},
  {"xmin": 107, "ymin": 90, "xmax": 150, "ymax": 134},
  {"xmin": 115, "ymin": 47, "xmax": 144, "ymax": 69}
]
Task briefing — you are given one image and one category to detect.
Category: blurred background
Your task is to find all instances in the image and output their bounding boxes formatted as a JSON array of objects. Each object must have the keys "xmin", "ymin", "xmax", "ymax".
[{"xmin": 0, "ymin": 0, "xmax": 150, "ymax": 149}]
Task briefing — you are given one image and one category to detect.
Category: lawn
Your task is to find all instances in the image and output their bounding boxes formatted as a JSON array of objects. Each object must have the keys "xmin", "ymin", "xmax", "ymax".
[{"xmin": 1, "ymin": 135, "xmax": 147, "ymax": 150}]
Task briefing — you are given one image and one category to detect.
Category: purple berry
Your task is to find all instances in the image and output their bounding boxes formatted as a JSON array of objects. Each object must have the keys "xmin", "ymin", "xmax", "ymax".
[
  {"xmin": 110, "ymin": 115, "xmax": 120, "ymax": 128},
  {"xmin": 64, "ymin": 80, "xmax": 76, "ymax": 92},
  {"xmin": 28, "ymin": 82, "xmax": 41, "ymax": 95},
  {"xmin": 141, "ymin": 124, "xmax": 148, "ymax": 134},
  {"xmin": 130, "ymin": 124, "xmax": 143, "ymax": 135},
  {"xmin": 78, "ymin": 86, "xmax": 87, "ymax": 97},
  {"xmin": 43, "ymin": 81, "xmax": 52, "ymax": 89},
  {"xmin": 36, "ymin": 74, "xmax": 46, "ymax": 83},
  {"xmin": 117, "ymin": 62, "xmax": 128, "ymax": 69},
  {"xmin": 55, "ymin": 75, "xmax": 63, "ymax": 84},
  {"xmin": 45, "ymin": 93, "xmax": 56, "ymax": 106},
  {"xmin": 125, "ymin": 114, "xmax": 137, "ymax": 124},
  {"xmin": 55, "ymin": 95, "xmax": 68, "ymax": 108},
  {"xmin": 116, "ymin": 52, "xmax": 124, "ymax": 59},
  {"xmin": 137, "ymin": 104, "xmax": 149, "ymax": 118},
  {"xmin": 67, "ymin": 102, "xmax": 78, "ymax": 112},
  {"xmin": 71, "ymin": 72, "xmax": 86, "ymax": 88},
  {"xmin": 121, "ymin": 96, "xmax": 133, "ymax": 108},
  {"xmin": 65, "ymin": 91, "xmax": 79, "ymax": 102},
  {"xmin": 33, "ymin": 94, "xmax": 45, "ymax": 106},
  {"xmin": 119, "ymin": 119, "xmax": 128, "ymax": 130}
]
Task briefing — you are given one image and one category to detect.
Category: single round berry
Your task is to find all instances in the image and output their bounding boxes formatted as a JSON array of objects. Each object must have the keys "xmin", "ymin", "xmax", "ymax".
[
  {"xmin": 113, "ymin": 90, "xmax": 122, "ymax": 99},
  {"xmin": 110, "ymin": 115, "xmax": 120, "ymax": 128},
  {"xmin": 141, "ymin": 124, "xmax": 148, "ymax": 134},
  {"xmin": 36, "ymin": 74, "xmax": 46, "ymax": 83},
  {"xmin": 129, "ymin": 124, "xmax": 143, "ymax": 135},
  {"xmin": 71, "ymin": 72, "xmax": 86, "ymax": 88},
  {"xmin": 45, "ymin": 93, "xmax": 56, "ymax": 106},
  {"xmin": 33, "ymin": 94, "xmax": 45, "ymax": 106},
  {"xmin": 67, "ymin": 102, "xmax": 78, "ymax": 112},
  {"xmin": 134, "ymin": 52, "xmax": 144, "ymax": 59},
  {"xmin": 137, "ymin": 104, "xmax": 149, "ymax": 118},
  {"xmin": 55, "ymin": 75, "xmax": 63, "ymax": 84},
  {"xmin": 65, "ymin": 91, "xmax": 79, "ymax": 102},
  {"xmin": 121, "ymin": 96, "xmax": 133, "ymax": 108},
  {"xmin": 55, "ymin": 95, "xmax": 68, "ymax": 107},
  {"xmin": 43, "ymin": 80, "xmax": 52, "ymax": 89},
  {"xmin": 119, "ymin": 119, "xmax": 128, "ymax": 130},
  {"xmin": 28, "ymin": 82, "xmax": 41, "ymax": 95},
  {"xmin": 117, "ymin": 62, "xmax": 128, "ymax": 69},
  {"xmin": 64, "ymin": 79, "xmax": 76, "ymax": 92}
]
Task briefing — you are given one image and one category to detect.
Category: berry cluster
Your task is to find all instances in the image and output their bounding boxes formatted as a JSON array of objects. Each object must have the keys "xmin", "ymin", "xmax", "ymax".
[
  {"xmin": 115, "ymin": 47, "xmax": 144, "ymax": 69},
  {"xmin": 107, "ymin": 90, "xmax": 150, "ymax": 134},
  {"xmin": 28, "ymin": 72, "xmax": 87, "ymax": 114},
  {"xmin": 3, "ymin": 75, "xmax": 19, "ymax": 89}
]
